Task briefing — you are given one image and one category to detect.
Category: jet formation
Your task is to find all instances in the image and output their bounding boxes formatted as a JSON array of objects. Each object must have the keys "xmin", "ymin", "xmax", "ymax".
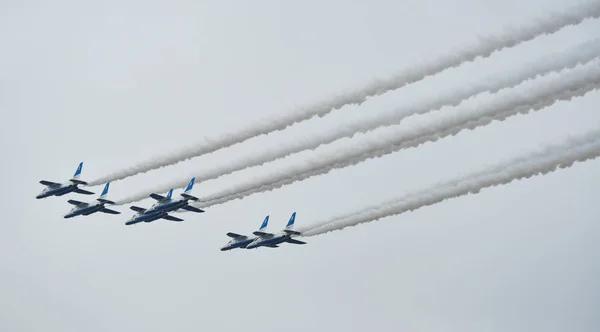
[
  {"xmin": 37, "ymin": 162, "xmax": 203, "ymax": 225},
  {"xmin": 221, "ymin": 212, "xmax": 305, "ymax": 251},
  {"xmin": 37, "ymin": 162, "xmax": 307, "ymax": 250}
]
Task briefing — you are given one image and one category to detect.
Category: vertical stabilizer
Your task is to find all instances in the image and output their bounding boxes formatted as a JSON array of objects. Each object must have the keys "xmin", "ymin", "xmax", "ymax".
[
  {"xmin": 73, "ymin": 162, "xmax": 83, "ymax": 180},
  {"xmin": 285, "ymin": 212, "xmax": 296, "ymax": 229},
  {"xmin": 184, "ymin": 177, "xmax": 195, "ymax": 194},
  {"xmin": 259, "ymin": 215, "xmax": 269, "ymax": 230},
  {"xmin": 97, "ymin": 182, "xmax": 116, "ymax": 204}
]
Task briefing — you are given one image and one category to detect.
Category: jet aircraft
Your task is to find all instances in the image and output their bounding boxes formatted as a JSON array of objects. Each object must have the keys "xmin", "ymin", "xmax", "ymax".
[
  {"xmin": 245, "ymin": 212, "xmax": 306, "ymax": 249},
  {"xmin": 64, "ymin": 182, "xmax": 120, "ymax": 218},
  {"xmin": 221, "ymin": 215, "xmax": 270, "ymax": 251},
  {"xmin": 37, "ymin": 162, "xmax": 94, "ymax": 199},
  {"xmin": 124, "ymin": 179, "xmax": 203, "ymax": 226},
  {"xmin": 125, "ymin": 205, "xmax": 184, "ymax": 225},
  {"xmin": 144, "ymin": 177, "xmax": 205, "ymax": 215}
]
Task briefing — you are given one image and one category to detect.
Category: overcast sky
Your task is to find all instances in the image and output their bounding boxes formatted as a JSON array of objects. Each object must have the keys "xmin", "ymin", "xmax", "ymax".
[{"xmin": 2, "ymin": 0, "xmax": 600, "ymax": 331}]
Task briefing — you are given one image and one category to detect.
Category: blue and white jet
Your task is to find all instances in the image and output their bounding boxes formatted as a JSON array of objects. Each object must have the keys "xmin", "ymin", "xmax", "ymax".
[
  {"xmin": 144, "ymin": 177, "xmax": 205, "ymax": 215},
  {"xmin": 37, "ymin": 162, "xmax": 95, "ymax": 199},
  {"xmin": 245, "ymin": 212, "xmax": 306, "ymax": 249},
  {"xmin": 64, "ymin": 182, "xmax": 120, "ymax": 218},
  {"xmin": 125, "ymin": 205, "xmax": 184, "ymax": 225},
  {"xmin": 124, "ymin": 178, "xmax": 203, "ymax": 226},
  {"xmin": 221, "ymin": 215, "xmax": 270, "ymax": 251}
]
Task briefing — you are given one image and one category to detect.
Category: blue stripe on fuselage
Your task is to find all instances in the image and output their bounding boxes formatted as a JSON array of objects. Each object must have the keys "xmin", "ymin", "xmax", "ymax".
[
  {"xmin": 221, "ymin": 239, "xmax": 254, "ymax": 251},
  {"xmin": 72, "ymin": 204, "xmax": 103, "ymax": 216},
  {"xmin": 248, "ymin": 236, "xmax": 289, "ymax": 248},
  {"xmin": 149, "ymin": 200, "xmax": 186, "ymax": 213},
  {"xmin": 37, "ymin": 185, "xmax": 76, "ymax": 198},
  {"xmin": 130, "ymin": 210, "xmax": 165, "ymax": 223}
]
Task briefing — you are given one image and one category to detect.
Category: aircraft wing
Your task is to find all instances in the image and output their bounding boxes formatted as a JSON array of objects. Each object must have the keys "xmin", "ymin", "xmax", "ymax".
[
  {"xmin": 130, "ymin": 206, "xmax": 147, "ymax": 213},
  {"xmin": 150, "ymin": 193, "xmax": 166, "ymax": 201},
  {"xmin": 285, "ymin": 238, "xmax": 306, "ymax": 245},
  {"xmin": 283, "ymin": 229, "xmax": 302, "ymax": 235},
  {"xmin": 74, "ymin": 188, "xmax": 95, "ymax": 195},
  {"xmin": 265, "ymin": 245, "xmax": 279, "ymax": 248},
  {"xmin": 40, "ymin": 180, "xmax": 60, "ymax": 187},
  {"xmin": 252, "ymin": 231, "xmax": 274, "ymax": 237},
  {"xmin": 162, "ymin": 214, "xmax": 184, "ymax": 222},
  {"xmin": 100, "ymin": 208, "xmax": 120, "ymax": 215},
  {"xmin": 67, "ymin": 199, "xmax": 87, "ymax": 206},
  {"xmin": 180, "ymin": 205, "xmax": 204, "ymax": 213},
  {"xmin": 226, "ymin": 232, "xmax": 247, "ymax": 239}
]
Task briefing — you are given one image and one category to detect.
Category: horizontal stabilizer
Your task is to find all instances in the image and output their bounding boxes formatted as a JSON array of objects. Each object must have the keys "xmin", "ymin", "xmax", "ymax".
[
  {"xmin": 97, "ymin": 198, "xmax": 116, "ymax": 205},
  {"xmin": 162, "ymin": 214, "xmax": 183, "ymax": 222},
  {"xmin": 74, "ymin": 188, "xmax": 95, "ymax": 195},
  {"xmin": 100, "ymin": 208, "xmax": 120, "ymax": 215},
  {"xmin": 283, "ymin": 229, "xmax": 302, "ymax": 235},
  {"xmin": 180, "ymin": 205, "xmax": 204, "ymax": 213},
  {"xmin": 226, "ymin": 232, "xmax": 247, "ymax": 239},
  {"xmin": 125, "ymin": 220, "xmax": 142, "ymax": 226},
  {"xmin": 67, "ymin": 199, "xmax": 86, "ymax": 206},
  {"xmin": 130, "ymin": 206, "xmax": 146, "ymax": 213},
  {"xmin": 253, "ymin": 231, "xmax": 273, "ymax": 237},
  {"xmin": 70, "ymin": 179, "xmax": 88, "ymax": 185},
  {"xmin": 180, "ymin": 193, "xmax": 199, "ymax": 201},
  {"xmin": 40, "ymin": 180, "xmax": 60, "ymax": 187},
  {"xmin": 285, "ymin": 238, "xmax": 306, "ymax": 245},
  {"xmin": 150, "ymin": 193, "xmax": 166, "ymax": 201}
]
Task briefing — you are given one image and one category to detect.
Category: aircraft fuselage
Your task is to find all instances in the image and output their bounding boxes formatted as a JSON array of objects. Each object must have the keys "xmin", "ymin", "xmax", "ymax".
[
  {"xmin": 36, "ymin": 183, "xmax": 78, "ymax": 199},
  {"xmin": 64, "ymin": 203, "xmax": 104, "ymax": 218},
  {"xmin": 246, "ymin": 235, "xmax": 291, "ymax": 249},
  {"xmin": 126, "ymin": 210, "xmax": 172, "ymax": 225},
  {"xmin": 220, "ymin": 239, "xmax": 255, "ymax": 251},
  {"xmin": 146, "ymin": 200, "xmax": 188, "ymax": 214}
]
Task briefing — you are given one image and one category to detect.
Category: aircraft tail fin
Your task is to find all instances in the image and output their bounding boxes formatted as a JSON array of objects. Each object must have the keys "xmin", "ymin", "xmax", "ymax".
[
  {"xmin": 184, "ymin": 177, "xmax": 195, "ymax": 194},
  {"xmin": 285, "ymin": 212, "xmax": 296, "ymax": 229},
  {"xmin": 283, "ymin": 212, "xmax": 301, "ymax": 235},
  {"xmin": 180, "ymin": 178, "xmax": 199, "ymax": 201},
  {"xmin": 96, "ymin": 182, "xmax": 116, "ymax": 204},
  {"xmin": 259, "ymin": 215, "xmax": 269, "ymax": 231},
  {"xmin": 69, "ymin": 162, "xmax": 88, "ymax": 185},
  {"xmin": 73, "ymin": 162, "xmax": 83, "ymax": 179},
  {"xmin": 166, "ymin": 189, "xmax": 173, "ymax": 199}
]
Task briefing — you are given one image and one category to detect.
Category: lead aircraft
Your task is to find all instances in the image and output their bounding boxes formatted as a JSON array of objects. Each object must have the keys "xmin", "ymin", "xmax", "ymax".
[
  {"xmin": 37, "ymin": 162, "xmax": 94, "ymax": 199},
  {"xmin": 221, "ymin": 215, "xmax": 270, "ymax": 251},
  {"xmin": 64, "ymin": 182, "xmax": 120, "ymax": 218},
  {"xmin": 245, "ymin": 212, "xmax": 306, "ymax": 249}
]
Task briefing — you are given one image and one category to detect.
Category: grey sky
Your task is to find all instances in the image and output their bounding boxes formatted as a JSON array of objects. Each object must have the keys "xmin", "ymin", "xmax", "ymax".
[{"xmin": 1, "ymin": 0, "xmax": 599, "ymax": 331}]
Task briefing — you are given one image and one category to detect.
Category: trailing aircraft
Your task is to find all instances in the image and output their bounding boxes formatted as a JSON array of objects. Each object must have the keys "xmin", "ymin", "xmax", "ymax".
[
  {"xmin": 63, "ymin": 182, "xmax": 120, "ymax": 218},
  {"xmin": 37, "ymin": 162, "xmax": 94, "ymax": 199},
  {"xmin": 220, "ymin": 215, "xmax": 270, "ymax": 251},
  {"xmin": 246, "ymin": 212, "xmax": 306, "ymax": 249},
  {"xmin": 144, "ymin": 177, "xmax": 205, "ymax": 215}
]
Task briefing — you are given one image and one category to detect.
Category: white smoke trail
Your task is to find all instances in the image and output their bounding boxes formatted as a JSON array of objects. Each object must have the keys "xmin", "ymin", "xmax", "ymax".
[
  {"xmin": 89, "ymin": 1, "xmax": 600, "ymax": 186},
  {"xmin": 189, "ymin": 62, "xmax": 600, "ymax": 208},
  {"xmin": 115, "ymin": 39, "xmax": 600, "ymax": 204},
  {"xmin": 301, "ymin": 127, "xmax": 600, "ymax": 236}
]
